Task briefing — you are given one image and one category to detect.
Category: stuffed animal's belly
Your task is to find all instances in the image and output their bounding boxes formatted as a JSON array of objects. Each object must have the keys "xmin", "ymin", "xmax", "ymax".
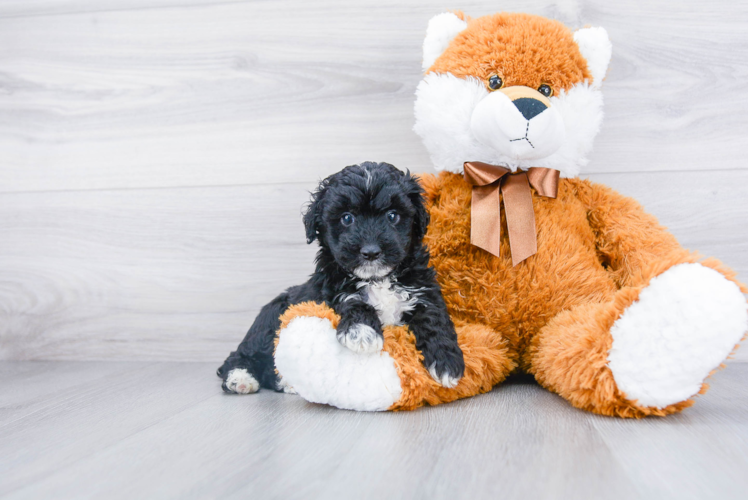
[{"xmin": 424, "ymin": 173, "xmax": 617, "ymax": 346}]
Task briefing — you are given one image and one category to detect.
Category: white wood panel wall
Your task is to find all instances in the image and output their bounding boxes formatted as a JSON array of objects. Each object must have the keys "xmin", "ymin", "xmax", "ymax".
[{"xmin": 1, "ymin": 0, "xmax": 747, "ymax": 361}]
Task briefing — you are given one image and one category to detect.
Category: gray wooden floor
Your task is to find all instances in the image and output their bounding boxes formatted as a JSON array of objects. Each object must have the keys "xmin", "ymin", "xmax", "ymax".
[{"xmin": 1, "ymin": 361, "xmax": 747, "ymax": 499}]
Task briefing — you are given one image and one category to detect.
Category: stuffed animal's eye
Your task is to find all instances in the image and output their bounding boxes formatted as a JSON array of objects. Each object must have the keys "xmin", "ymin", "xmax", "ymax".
[
  {"xmin": 487, "ymin": 75, "xmax": 503, "ymax": 90},
  {"xmin": 386, "ymin": 210, "xmax": 400, "ymax": 224},
  {"xmin": 341, "ymin": 213, "xmax": 355, "ymax": 226},
  {"xmin": 538, "ymin": 84, "xmax": 553, "ymax": 97}
]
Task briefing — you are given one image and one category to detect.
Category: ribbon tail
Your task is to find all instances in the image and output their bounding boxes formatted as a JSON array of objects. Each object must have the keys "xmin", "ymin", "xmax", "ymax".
[
  {"xmin": 501, "ymin": 173, "xmax": 537, "ymax": 266},
  {"xmin": 470, "ymin": 184, "xmax": 501, "ymax": 258}
]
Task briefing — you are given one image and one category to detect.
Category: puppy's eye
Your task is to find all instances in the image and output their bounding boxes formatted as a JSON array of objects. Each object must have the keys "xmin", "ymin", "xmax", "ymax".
[
  {"xmin": 340, "ymin": 213, "xmax": 355, "ymax": 227},
  {"xmin": 386, "ymin": 210, "xmax": 400, "ymax": 224},
  {"xmin": 538, "ymin": 84, "xmax": 553, "ymax": 97},
  {"xmin": 487, "ymin": 75, "xmax": 503, "ymax": 91}
]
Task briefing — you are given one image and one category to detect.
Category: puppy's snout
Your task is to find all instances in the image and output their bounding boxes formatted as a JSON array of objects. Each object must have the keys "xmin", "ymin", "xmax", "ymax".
[
  {"xmin": 513, "ymin": 98, "xmax": 547, "ymax": 120},
  {"xmin": 360, "ymin": 244, "xmax": 382, "ymax": 261}
]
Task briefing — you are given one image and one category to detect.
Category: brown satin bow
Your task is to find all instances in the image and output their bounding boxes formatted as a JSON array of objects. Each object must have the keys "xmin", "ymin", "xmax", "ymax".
[{"xmin": 463, "ymin": 161, "xmax": 560, "ymax": 266}]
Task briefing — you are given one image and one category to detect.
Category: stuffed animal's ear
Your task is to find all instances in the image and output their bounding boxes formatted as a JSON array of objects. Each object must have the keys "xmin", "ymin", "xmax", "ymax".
[
  {"xmin": 573, "ymin": 26, "xmax": 612, "ymax": 89},
  {"xmin": 403, "ymin": 171, "xmax": 430, "ymax": 245},
  {"xmin": 422, "ymin": 12, "xmax": 468, "ymax": 71},
  {"xmin": 303, "ymin": 179, "xmax": 328, "ymax": 244}
]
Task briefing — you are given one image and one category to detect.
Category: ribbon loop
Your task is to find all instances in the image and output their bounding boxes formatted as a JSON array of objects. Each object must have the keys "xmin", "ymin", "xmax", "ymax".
[
  {"xmin": 463, "ymin": 161, "xmax": 511, "ymax": 187},
  {"xmin": 463, "ymin": 162, "xmax": 560, "ymax": 266},
  {"xmin": 526, "ymin": 167, "xmax": 560, "ymax": 198}
]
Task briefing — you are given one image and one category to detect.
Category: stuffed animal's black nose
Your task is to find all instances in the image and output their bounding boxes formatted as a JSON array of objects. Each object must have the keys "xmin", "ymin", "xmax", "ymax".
[
  {"xmin": 513, "ymin": 97, "xmax": 547, "ymax": 120},
  {"xmin": 360, "ymin": 245, "xmax": 382, "ymax": 261}
]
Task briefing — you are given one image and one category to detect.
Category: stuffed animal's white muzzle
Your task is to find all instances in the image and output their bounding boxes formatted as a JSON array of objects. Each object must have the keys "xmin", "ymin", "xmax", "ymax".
[{"xmin": 470, "ymin": 86, "xmax": 566, "ymax": 161}]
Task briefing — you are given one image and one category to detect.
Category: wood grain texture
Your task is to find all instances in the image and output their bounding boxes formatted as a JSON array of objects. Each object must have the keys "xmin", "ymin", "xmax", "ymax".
[
  {"xmin": 0, "ymin": 182, "xmax": 318, "ymax": 360},
  {"xmin": 1, "ymin": 361, "xmax": 746, "ymax": 499},
  {"xmin": 1, "ymin": 0, "xmax": 748, "ymax": 193},
  {"xmin": 1, "ymin": 170, "xmax": 746, "ymax": 361},
  {"xmin": 0, "ymin": 362, "xmax": 219, "ymax": 497},
  {"xmin": 0, "ymin": 0, "xmax": 747, "ymax": 362}
]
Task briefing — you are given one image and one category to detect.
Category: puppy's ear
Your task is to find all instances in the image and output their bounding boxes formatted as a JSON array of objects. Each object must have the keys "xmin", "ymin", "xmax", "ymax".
[
  {"xmin": 303, "ymin": 179, "xmax": 328, "ymax": 244},
  {"xmin": 403, "ymin": 170, "xmax": 430, "ymax": 245}
]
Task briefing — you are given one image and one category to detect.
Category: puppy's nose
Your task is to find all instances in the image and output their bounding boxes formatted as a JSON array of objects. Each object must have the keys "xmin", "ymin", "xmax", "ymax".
[
  {"xmin": 513, "ymin": 97, "xmax": 547, "ymax": 120},
  {"xmin": 360, "ymin": 244, "xmax": 382, "ymax": 261}
]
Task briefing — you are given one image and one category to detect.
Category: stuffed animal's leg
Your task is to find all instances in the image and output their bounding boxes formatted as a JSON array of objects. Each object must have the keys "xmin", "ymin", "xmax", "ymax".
[
  {"xmin": 527, "ymin": 263, "xmax": 747, "ymax": 417},
  {"xmin": 274, "ymin": 302, "xmax": 516, "ymax": 411}
]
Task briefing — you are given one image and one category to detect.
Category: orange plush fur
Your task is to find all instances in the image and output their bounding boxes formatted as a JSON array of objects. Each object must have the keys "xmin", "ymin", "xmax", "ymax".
[
  {"xmin": 429, "ymin": 12, "xmax": 591, "ymax": 95},
  {"xmin": 279, "ymin": 175, "xmax": 745, "ymax": 416},
  {"xmin": 422, "ymin": 174, "xmax": 728, "ymax": 417},
  {"xmin": 278, "ymin": 301, "xmax": 515, "ymax": 411},
  {"xmin": 278, "ymin": 12, "xmax": 746, "ymax": 417}
]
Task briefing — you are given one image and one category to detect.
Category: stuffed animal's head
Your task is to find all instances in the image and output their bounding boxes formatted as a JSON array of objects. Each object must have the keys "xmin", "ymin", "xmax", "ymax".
[{"xmin": 414, "ymin": 12, "xmax": 612, "ymax": 178}]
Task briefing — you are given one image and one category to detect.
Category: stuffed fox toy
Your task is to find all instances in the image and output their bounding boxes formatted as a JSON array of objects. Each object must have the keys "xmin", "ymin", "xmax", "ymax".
[{"xmin": 273, "ymin": 11, "xmax": 748, "ymax": 416}]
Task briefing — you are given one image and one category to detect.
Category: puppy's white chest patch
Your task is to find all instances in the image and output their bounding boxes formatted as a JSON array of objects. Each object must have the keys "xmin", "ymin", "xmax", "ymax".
[{"xmin": 359, "ymin": 278, "xmax": 421, "ymax": 326}]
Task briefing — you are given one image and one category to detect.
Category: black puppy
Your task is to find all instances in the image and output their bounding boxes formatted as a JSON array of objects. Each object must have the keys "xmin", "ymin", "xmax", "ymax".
[{"xmin": 217, "ymin": 162, "xmax": 464, "ymax": 394}]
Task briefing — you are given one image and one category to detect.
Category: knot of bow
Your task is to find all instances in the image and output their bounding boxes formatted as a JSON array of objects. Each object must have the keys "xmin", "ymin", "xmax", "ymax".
[{"xmin": 463, "ymin": 161, "xmax": 560, "ymax": 266}]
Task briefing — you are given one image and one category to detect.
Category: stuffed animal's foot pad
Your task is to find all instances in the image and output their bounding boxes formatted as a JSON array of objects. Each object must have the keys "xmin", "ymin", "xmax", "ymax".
[
  {"xmin": 337, "ymin": 324, "xmax": 383, "ymax": 354},
  {"xmin": 223, "ymin": 368, "xmax": 260, "ymax": 394},
  {"xmin": 275, "ymin": 316, "xmax": 402, "ymax": 411},
  {"xmin": 608, "ymin": 263, "xmax": 748, "ymax": 408}
]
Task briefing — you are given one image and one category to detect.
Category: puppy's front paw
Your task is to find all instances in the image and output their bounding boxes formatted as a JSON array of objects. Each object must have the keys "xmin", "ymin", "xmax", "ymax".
[
  {"xmin": 337, "ymin": 323, "xmax": 384, "ymax": 354},
  {"xmin": 423, "ymin": 344, "xmax": 465, "ymax": 388},
  {"xmin": 222, "ymin": 368, "xmax": 260, "ymax": 394}
]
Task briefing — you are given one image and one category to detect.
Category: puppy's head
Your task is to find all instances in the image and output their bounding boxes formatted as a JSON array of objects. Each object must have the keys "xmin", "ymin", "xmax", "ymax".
[{"xmin": 304, "ymin": 162, "xmax": 428, "ymax": 279}]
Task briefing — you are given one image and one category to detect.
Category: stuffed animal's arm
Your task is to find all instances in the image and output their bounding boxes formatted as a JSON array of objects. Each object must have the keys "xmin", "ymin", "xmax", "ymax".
[
  {"xmin": 575, "ymin": 181, "xmax": 747, "ymax": 413},
  {"xmin": 580, "ymin": 181, "xmax": 696, "ymax": 288},
  {"xmin": 274, "ymin": 302, "xmax": 516, "ymax": 411}
]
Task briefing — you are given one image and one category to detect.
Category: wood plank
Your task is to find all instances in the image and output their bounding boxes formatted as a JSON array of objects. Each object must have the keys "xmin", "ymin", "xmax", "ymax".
[
  {"xmin": 1, "ymin": 169, "xmax": 746, "ymax": 361},
  {"xmin": 590, "ymin": 365, "xmax": 748, "ymax": 499},
  {"xmin": 0, "ymin": 0, "xmax": 246, "ymax": 18},
  {"xmin": 0, "ymin": 361, "xmax": 220, "ymax": 496},
  {"xmin": 3, "ymin": 362, "xmax": 747, "ymax": 499},
  {"xmin": 0, "ymin": 361, "xmax": 144, "ymax": 426},
  {"xmin": 315, "ymin": 381, "xmax": 638, "ymax": 500},
  {"xmin": 1, "ymin": 365, "xmax": 637, "ymax": 500},
  {"xmin": 0, "ymin": 182, "xmax": 318, "ymax": 361},
  {"xmin": 1, "ymin": 0, "xmax": 747, "ymax": 193}
]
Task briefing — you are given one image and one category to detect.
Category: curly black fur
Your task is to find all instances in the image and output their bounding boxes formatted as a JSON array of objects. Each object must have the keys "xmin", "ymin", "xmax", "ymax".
[{"xmin": 217, "ymin": 162, "xmax": 464, "ymax": 393}]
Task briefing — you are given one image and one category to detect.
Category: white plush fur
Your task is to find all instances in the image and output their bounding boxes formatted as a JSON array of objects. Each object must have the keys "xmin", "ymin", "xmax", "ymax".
[
  {"xmin": 275, "ymin": 316, "xmax": 403, "ymax": 411},
  {"xmin": 573, "ymin": 27, "xmax": 612, "ymax": 88},
  {"xmin": 471, "ymin": 90, "xmax": 566, "ymax": 161},
  {"xmin": 608, "ymin": 263, "xmax": 748, "ymax": 408},
  {"xmin": 225, "ymin": 368, "xmax": 259, "ymax": 394},
  {"xmin": 414, "ymin": 73, "xmax": 604, "ymax": 177},
  {"xmin": 422, "ymin": 12, "xmax": 467, "ymax": 71}
]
